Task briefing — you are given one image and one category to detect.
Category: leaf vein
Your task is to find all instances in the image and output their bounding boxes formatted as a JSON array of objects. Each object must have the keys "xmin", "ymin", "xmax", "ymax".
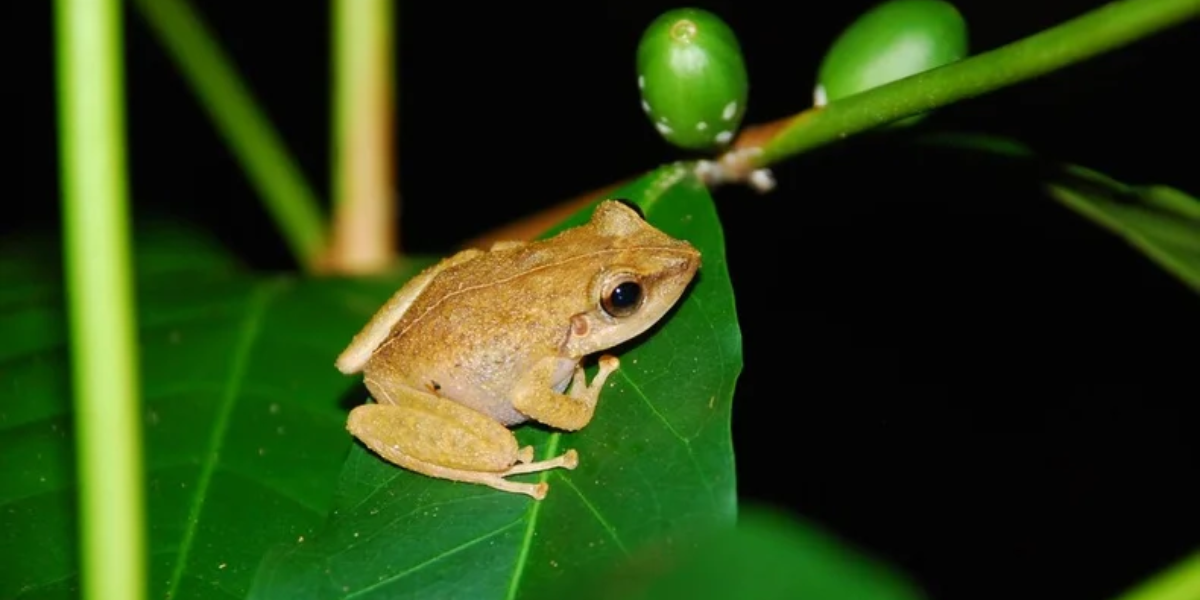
[
  {"xmin": 556, "ymin": 473, "xmax": 629, "ymax": 555},
  {"xmin": 341, "ymin": 518, "xmax": 523, "ymax": 599},
  {"xmin": 617, "ymin": 370, "xmax": 717, "ymax": 505},
  {"xmin": 617, "ymin": 370, "xmax": 690, "ymax": 445},
  {"xmin": 504, "ymin": 433, "xmax": 562, "ymax": 600},
  {"xmin": 326, "ymin": 492, "xmax": 498, "ymax": 560},
  {"xmin": 163, "ymin": 280, "xmax": 282, "ymax": 599}
]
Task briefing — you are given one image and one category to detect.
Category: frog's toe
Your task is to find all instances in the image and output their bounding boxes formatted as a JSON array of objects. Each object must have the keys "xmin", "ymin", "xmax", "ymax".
[
  {"xmin": 562, "ymin": 449, "xmax": 579, "ymax": 469},
  {"xmin": 598, "ymin": 355, "xmax": 620, "ymax": 370},
  {"xmin": 503, "ymin": 448, "xmax": 578, "ymax": 476}
]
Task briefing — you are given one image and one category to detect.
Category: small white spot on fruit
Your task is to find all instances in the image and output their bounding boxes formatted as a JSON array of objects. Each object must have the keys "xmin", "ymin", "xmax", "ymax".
[
  {"xmin": 722, "ymin": 101, "xmax": 738, "ymax": 121},
  {"xmin": 641, "ymin": 99, "xmax": 651, "ymax": 113},
  {"xmin": 813, "ymin": 84, "xmax": 827, "ymax": 107},
  {"xmin": 638, "ymin": 74, "xmax": 645, "ymax": 89},
  {"xmin": 656, "ymin": 122, "xmax": 674, "ymax": 135},
  {"xmin": 696, "ymin": 121, "xmax": 708, "ymax": 131},
  {"xmin": 715, "ymin": 130, "xmax": 733, "ymax": 144}
]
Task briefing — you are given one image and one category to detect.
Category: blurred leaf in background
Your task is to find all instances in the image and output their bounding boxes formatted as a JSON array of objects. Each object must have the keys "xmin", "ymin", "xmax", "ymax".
[{"xmin": 572, "ymin": 505, "xmax": 929, "ymax": 600}]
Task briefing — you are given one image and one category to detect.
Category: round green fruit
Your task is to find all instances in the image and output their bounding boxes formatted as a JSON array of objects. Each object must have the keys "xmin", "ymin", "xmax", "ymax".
[
  {"xmin": 637, "ymin": 8, "xmax": 749, "ymax": 151},
  {"xmin": 815, "ymin": 0, "xmax": 968, "ymax": 121}
]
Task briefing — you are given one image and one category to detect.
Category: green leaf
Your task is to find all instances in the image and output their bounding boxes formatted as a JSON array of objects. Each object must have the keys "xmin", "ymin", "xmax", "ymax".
[
  {"xmin": 1112, "ymin": 548, "xmax": 1200, "ymax": 600},
  {"xmin": 1048, "ymin": 168, "xmax": 1200, "ymax": 294},
  {"xmin": 247, "ymin": 164, "xmax": 743, "ymax": 600},
  {"xmin": 566, "ymin": 505, "xmax": 928, "ymax": 600},
  {"xmin": 918, "ymin": 132, "xmax": 1200, "ymax": 295},
  {"xmin": 0, "ymin": 221, "xmax": 430, "ymax": 599}
]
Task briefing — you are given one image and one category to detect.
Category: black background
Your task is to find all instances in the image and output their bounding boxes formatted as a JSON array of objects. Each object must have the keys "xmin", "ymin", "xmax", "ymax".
[{"xmin": 17, "ymin": 2, "xmax": 1200, "ymax": 599}]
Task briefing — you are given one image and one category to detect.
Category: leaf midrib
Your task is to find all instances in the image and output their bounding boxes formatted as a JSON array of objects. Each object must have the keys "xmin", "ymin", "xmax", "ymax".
[
  {"xmin": 504, "ymin": 432, "xmax": 562, "ymax": 600},
  {"xmin": 163, "ymin": 280, "xmax": 282, "ymax": 599},
  {"xmin": 497, "ymin": 176, "xmax": 695, "ymax": 600}
]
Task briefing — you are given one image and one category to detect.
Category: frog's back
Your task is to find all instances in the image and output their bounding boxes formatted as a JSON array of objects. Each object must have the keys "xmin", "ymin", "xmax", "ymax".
[{"xmin": 364, "ymin": 237, "xmax": 593, "ymax": 424}]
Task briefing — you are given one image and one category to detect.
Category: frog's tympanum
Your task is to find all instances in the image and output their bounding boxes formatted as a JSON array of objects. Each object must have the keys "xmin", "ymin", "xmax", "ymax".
[{"xmin": 335, "ymin": 200, "xmax": 701, "ymax": 500}]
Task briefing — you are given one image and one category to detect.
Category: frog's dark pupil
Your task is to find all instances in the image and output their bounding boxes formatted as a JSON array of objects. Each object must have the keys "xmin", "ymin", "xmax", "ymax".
[{"xmin": 610, "ymin": 282, "xmax": 641, "ymax": 310}]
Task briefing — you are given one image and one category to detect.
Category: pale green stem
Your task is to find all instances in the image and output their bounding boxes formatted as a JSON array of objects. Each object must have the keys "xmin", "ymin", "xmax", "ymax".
[
  {"xmin": 132, "ymin": 0, "xmax": 328, "ymax": 271},
  {"xmin": 329, "ymin": 0, "xmax": 398, "ymax": 273},
  {"xmin": 756, "ymin": 0, "xmax": 1200, "ymax": 167},
  {"xmin": 54, "ymin": 0, "xmax": 146, "ymax": 599}
]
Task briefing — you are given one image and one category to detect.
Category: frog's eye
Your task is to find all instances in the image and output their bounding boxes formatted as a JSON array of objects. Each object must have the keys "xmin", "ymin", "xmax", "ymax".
[{"xmin": 601, "ymin": 278, "xmax": 644, "ymax": 318}]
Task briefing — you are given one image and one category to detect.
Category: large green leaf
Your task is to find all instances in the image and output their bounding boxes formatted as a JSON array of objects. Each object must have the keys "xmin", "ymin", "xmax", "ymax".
[
  {"xmin": 0, "ymin": 221, "xmax": 430, "ymax": 599},
  {"xmin": 247, "ymin": 165, "xmax": 743, "ymax": 599},
  {"xmin": 566, "ymin": 505, "xmax": 928, "ymax": 600}
]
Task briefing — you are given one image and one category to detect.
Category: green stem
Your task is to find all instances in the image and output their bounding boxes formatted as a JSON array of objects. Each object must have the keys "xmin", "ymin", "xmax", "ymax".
[
  {"xmin": 329, "ymin": 0, "xmax": 398, "ymax": 273},
  {"xmin": 756, "ymin": 0, "xmax": 1200, "ymax": 167},
  {"xmin": 1112, "ymin": 550, "xmax": 1200, "ymax": 600},
  {"xmin": 132, "ymin": 0, "xmax": 328, "ymax": 272},
  {"xmin": 53, "ymin": 1, "xmax": 146, "ymax": 599}
]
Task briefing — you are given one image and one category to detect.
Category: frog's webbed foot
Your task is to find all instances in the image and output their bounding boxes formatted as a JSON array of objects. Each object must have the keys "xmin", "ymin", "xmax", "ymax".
[{"xmin": 347, "ymin": 388, "xmax": 577, "ymax": 500}]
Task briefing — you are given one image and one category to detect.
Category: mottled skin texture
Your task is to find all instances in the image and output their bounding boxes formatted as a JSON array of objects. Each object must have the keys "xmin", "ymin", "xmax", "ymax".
[{"xmin": 335, "ymin": 201, "xmax": 701, "ymax": 499}]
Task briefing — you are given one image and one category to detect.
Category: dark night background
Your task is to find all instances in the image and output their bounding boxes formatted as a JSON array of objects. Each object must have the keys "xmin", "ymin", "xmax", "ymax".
[{"xmin": 17, "ymin": 2, "xmax": 1200, "ymax": 599}]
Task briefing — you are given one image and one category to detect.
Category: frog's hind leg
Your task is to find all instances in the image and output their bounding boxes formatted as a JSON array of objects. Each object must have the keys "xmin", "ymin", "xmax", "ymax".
[
  {"xmin": 349, "ymin": 427, "xmax": 551, "ymax": 499},
  {"xmin": 347, "ymin": 386, "xmax": 576, "ymax": 500}
]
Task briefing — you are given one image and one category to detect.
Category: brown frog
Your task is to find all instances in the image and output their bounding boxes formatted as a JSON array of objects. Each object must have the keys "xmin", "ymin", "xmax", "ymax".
[{"xmin": 335, "ymin": 200, "xmax": 701, "ymax": 499}]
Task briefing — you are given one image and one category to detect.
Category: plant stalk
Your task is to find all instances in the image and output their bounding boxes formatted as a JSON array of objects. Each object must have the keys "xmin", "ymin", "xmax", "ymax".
[
  {"xmin": 53, "ymin": 0, "xmax": 147, "ymax": 598},
  {"xmin": 329, "ymin": 0, "xmax": 398, "ymax": 273},
  {"xmin": 133, "ymin": 0, "xmax": 328, "ymax": 272},
  {"xmin": 754, "ymin": 0, "xmax": 1200, "ymax": 168}
]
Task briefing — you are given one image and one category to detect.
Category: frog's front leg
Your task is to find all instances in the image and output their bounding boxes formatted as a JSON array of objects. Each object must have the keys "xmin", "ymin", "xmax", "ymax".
[
  {"xmin": 512, "ymin": 355, "xmax": 620, "ymax": 431},
  {"xmin": 348, "ymin": 382, "xmax": 577, "ymax": 500}
]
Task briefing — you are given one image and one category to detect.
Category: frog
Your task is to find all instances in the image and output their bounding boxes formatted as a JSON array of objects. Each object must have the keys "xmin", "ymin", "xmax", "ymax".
[{"xmin": 334, "ymin": 200, "xmax": 701, "ymax": 500}]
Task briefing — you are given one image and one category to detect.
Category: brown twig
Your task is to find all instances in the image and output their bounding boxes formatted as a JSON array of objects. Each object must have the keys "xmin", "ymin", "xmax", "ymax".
[{"xmin": 462, "ymin": 178, "xmax": 636, "ymax": 249}]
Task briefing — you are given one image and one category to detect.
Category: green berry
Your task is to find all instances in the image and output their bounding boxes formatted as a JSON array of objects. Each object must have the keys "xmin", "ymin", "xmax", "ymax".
[
  {"xmin": 637, "ymin": 8, "xmax": 749, "ymax": 151},
  {"xmin": 815, "ymin": 0, "xmax": 968, "ymax": 123}
]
